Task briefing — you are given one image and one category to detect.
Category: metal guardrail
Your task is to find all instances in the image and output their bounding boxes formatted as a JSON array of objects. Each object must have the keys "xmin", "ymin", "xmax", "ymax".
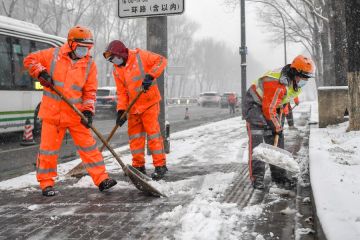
[{"xmin": 166, "ymin": 98, "xmax": 198, "ymax": 105}]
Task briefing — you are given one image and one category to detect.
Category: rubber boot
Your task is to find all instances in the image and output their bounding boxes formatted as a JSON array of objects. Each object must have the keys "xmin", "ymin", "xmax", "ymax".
[
  {"xmin": 98, "ymin": 178, "xmax": 117, "ymax": 192},
  {"xmin": 151, "ymin": 166, "xmax": 168, "ymax": 181},
  {"xmin": 42, "ymin": 186, "xmax": 56, "ymax": 197},
  {"xmin": 134, "ymin": 166, "xmax": 147, "ymax": 175}
]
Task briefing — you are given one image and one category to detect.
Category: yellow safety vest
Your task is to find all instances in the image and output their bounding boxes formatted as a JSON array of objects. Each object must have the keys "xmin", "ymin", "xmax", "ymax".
[{"xmin": 250, "ymin": 68, "xmax": 301, "ymax": 106}]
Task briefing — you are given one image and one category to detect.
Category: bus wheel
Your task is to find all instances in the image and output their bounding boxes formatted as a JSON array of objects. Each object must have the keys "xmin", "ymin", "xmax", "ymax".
[{"xmin": 33, "ymin": 104, "xmax": 42, "ymax": 139}]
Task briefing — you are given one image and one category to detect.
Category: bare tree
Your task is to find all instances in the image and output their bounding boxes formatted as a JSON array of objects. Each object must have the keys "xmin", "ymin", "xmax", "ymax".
[
  {"xmin": 167, "ymin": 15, "xmax": 199, "ymax": 97},
  {"xmin": 344, "ymin": 0, "xmax": 360, "ymax": 131},
  {"xmin": 1, "ymin": 0, "xmax": 18, "ymax": 17},
  {"xmin": 224, "ymin": 0, "xmax": 334, "ymax": 86},
  {"xmin": 330, "ymin": 0, "xmax": 347, "ymax": 86}
]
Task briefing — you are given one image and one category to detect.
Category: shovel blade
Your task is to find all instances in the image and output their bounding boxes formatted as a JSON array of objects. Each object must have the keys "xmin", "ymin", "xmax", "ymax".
[
  {"xmin": 126, "ymin": 165, "xmax": 167, "ymax": 197},
  {"xmin": 253, "ymin": 143, "xmax": 300, "ymax": 173}
]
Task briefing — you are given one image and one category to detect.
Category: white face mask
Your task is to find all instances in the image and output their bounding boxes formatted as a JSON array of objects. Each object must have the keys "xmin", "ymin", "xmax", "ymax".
[
  {"xmin": 74, "ymin": 46, "xmax": 89, "ymax": 58},
  {"xmin": 111, "ymin": 57, "xmax": 124, "ymax": 66},
  {"xmin": 297, "ymin": 79, "xmax": 308, "ymax": 88}
]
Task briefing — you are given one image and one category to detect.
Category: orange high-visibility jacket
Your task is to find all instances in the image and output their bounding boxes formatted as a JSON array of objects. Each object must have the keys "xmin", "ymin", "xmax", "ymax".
[
  {"xmin": 250, "ymin": 76, "xmax": 287, "ymax": 131},
  {"xmin": 24, "ymin": 44, "xmax": 97, "ymax": 125},
  {"xmin": 113, "ymin": 48, "xmax": 167, "ymax": 114},
  {"xmin": 228, "ymin": 94, "xmax": 237, "ymax": 104},
  {"xmin": 261, "ymin": 80, "xmax": 286, "ymax": 131}
]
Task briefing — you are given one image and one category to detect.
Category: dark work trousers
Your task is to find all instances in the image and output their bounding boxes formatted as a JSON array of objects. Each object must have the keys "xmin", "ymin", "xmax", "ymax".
[
  {"xmin": 285, "ymin": 104, "xmax": 294, "ymax": 127},
  {"xmin": 229, "ymin": 103, "xmax": 236, "ymax": 115},
  {"xmin": 246, "ymin": 117, "xmax": 286, "ymax": 183}
]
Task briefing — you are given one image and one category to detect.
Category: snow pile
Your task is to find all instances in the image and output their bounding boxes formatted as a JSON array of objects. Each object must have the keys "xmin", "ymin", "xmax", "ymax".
[
  {"xmin": 0, "ymin": 172, "xmax": 38, "ymax": 190},
  {"xmin": 156, "ymin": 172, "xmax": 244, "ymax": 240},
  {"xmin": 280, "ymin": 207, "xmax": 297, "ymax": 215},
  {"xmin": 309, "ymin": 101, "xmax": 360, "ymax": 240},
  {"xmin": 241, "ymin": 204, "xmax": 264, "ymax": 219},
  {"xmin": 253, "ymin": 143, "xmax": 300, "ymax": 173},
  {"xmin": 269, "ymin": 186, "xmax": 296, "ymax": 197},
  {"xmin": 28, "ymin": 204, "xmax": 40, "ymax": 211},
  {"xmin": 296, "ymin": 228, "xmax": 315, "ymax": 238}
]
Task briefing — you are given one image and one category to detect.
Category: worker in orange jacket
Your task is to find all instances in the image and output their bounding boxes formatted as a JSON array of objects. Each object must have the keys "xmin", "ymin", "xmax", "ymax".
[
  {"xmin": 24, "ymin": 26, "xmax": 117, "ymax": 197},
  {"xmin": 243, "ymin": 55, "xmax": 315, "ymax": 190},
  {"xmin": 103, "ymin": 40, "xmax": 168, "ymax": 180},
  {"xmin": 227, "ymin": 93, "xmax": 237, "ymax": 115}
]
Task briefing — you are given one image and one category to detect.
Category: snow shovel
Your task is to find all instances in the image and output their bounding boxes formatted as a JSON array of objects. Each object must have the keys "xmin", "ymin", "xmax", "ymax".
[
  {"xmin": 65, "ymin": 90, "xmax": 143, "ymax": 178},
  {"xmin": 252, "ymin": 111, "xmax": 300, "ymax": 174},
  {"xmin": 49, "ymin": 85, "xmax": 166, "ymax": 197}
]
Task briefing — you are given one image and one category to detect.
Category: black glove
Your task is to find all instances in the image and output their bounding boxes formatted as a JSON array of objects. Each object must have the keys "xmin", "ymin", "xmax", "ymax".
[
  {"xmin": 116, "ymin": 110, "xmax": 127, "ymax": 127},
  {"xmin": 38, "ymin": 70, "xmax": 53, "ymax": 88},
  {"xmin": 266, "ymin": 120, "xmax": 283, "ymax": 134},
  {"xmin": 142, "ymin": 74, "xmax": 154, "ymax": 91},
  {"xmin": 81, "ymin": 110, "xmax": 93, "ymax": 128}
]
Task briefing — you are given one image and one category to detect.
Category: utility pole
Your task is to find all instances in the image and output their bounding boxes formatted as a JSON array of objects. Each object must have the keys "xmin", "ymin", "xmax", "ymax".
[
  {"xmin": 118, "ymin": 0, "xmax": 185, "ymax": 154},
  {"xmin": 147, "ymin": 16, "xmax": 170, "ymax": 153},
  {"xmin": 240, "ymin": 0, "xmax": 247, "ymax": 118}
]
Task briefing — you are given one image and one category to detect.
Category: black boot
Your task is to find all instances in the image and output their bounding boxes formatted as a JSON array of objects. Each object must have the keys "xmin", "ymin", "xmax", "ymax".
[
  {"xmin": 99, "ymin": 178, "xmax": 117, "ymax": 192},
  {"xmin": 42, "ymin": 186, "xmax": 56, "ymax": 197},
  {"xmin": 134, "ymin": 166, "xmax": 147, "ymax": 175},
  {"xmin": 273, "ymin": 177, "xmax": 297, "ymax": 190},
  {"xmin": 151, "ymin": 166, "xmax": 168, "ymax": 180},
  {"xmin": 252, "ymin": 177, "xmax": 265, "ymax": 190}
]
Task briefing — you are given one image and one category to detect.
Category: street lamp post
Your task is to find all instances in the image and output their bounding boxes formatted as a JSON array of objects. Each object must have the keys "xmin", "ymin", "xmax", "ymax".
[
  {"xmin": 240, "ymin": 0, "xmax": 247, "ymax": 119},
  {"xmin": 248, "ymin": 0, "xmax": 287, "ymax": 65}
]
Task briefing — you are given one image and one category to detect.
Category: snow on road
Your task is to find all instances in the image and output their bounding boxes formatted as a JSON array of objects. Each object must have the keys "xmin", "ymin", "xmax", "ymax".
[{"xmin": 0, "ymin": 117, "xmax": 276, "ymax": 239}]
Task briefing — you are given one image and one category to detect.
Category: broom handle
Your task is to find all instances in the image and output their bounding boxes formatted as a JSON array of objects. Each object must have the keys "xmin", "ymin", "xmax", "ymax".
[{"xmin": 99, "ymin": 90, "xmax": 143, "ymax": 152}]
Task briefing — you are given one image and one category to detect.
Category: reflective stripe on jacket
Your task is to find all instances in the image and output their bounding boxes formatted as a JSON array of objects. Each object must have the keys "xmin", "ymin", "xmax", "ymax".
[
  {"xmin": 113, "ymin": 48, "xmax": 167, "ymax": 114},
  {"xmin": 24, "ymin": 43, "xmax": 97, "ymax": 125},
  {"xmin": 249, "ymin": 68, "xmax": 301, "ymax": 130}
]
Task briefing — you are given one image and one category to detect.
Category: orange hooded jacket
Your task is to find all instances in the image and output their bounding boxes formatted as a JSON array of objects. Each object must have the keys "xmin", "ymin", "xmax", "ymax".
[
  {"xmin": 24, "ymin": 43, "xmax": 97, "ymax": 125},
  {"xmin": 112, "ymin": 48, "xmax": 167, "ymax": 114}
]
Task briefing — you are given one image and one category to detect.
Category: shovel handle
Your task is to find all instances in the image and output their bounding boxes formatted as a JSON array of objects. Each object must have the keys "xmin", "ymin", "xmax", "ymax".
[
  {"xmin": 49, "ymin": 85, "xmax": 128, "ymax": 169},
  {"xmin": 274, "ymin": 134, "xmax": 279, "ymax": 147},
  {"xmin": 98, "ymin": 90, "xmax": 143, "ymax": 152},
  {"xmin": 273, "ymin": 108, "xmax": 284, "ymax": 147}
]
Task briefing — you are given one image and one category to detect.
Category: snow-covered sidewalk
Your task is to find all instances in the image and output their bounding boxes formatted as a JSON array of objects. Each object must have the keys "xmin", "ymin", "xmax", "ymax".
[
  {"xmin": 0, "ymin": 105, "xmax": 314, "ymax": 240},
  {"xmin": 0, "ymin": 117, "xmax": 268, "ymax": 239},
  {"xmin": 309, "ymin": 102, "xmax": 360, "ymax": 240}
]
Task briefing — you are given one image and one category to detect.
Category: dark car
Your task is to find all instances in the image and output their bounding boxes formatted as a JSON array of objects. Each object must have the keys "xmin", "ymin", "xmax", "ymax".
[
  {"xmin": 220, "ymin": 92, "xmax": 239, "ymax": 108},
  {"xmin": 96, "ymin": 87, "xmax": 117, "ymax": 113}
]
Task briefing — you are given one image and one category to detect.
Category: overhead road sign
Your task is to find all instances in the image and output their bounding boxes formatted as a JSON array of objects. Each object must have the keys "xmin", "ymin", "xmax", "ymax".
[{"xmin": 118, "ymin": 0, "xmax": 184, "ymax": 18}]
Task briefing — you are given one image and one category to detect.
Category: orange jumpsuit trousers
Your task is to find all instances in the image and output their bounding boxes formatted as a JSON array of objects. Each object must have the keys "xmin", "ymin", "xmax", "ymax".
[
  {"xmin": 37, "ymin": 121, "xmax": 109, "ymax": 190},
  {"xmin": 128, "ymin": 103, "xmax": 165, "ymax": 168}
]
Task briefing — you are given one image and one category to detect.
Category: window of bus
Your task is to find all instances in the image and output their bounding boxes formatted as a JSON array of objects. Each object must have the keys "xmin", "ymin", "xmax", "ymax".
[
  {"xmin": 0, "ymin": 35, "xmax": 12, "ymax": 89},
  {"xmin": 12, "ymin": 38, "xmax": 52, "ymax": 90}
]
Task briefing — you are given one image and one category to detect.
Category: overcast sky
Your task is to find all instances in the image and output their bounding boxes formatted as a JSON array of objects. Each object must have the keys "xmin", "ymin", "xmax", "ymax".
[{"xmin": 184, "ymin": 0, "xmax": 304, "ymax": 72}]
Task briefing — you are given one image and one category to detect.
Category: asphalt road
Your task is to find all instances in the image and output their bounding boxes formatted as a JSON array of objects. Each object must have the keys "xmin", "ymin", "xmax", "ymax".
[{"xmin": 0, "ymin": 104, "xmax": 240, "ymax": 181}]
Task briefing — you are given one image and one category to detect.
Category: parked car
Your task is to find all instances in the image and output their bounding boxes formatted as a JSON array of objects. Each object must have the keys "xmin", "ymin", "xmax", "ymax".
[
  {"xmin": 220, "ymin": 92, "xmax": 239, "ymax": 108},
  {"xmin": 198, "ymin": 92, "xmax": 221, "ymax": 107},
  {"xmin": 96, "ymin": 87, "xmax": 117, "ymax": 113}
]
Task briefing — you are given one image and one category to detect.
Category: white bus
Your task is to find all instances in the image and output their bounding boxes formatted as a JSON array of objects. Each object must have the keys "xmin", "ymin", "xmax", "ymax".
[{"xmin": 0, "ymin": 16, "xmax": 65, "ymax": 134}]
